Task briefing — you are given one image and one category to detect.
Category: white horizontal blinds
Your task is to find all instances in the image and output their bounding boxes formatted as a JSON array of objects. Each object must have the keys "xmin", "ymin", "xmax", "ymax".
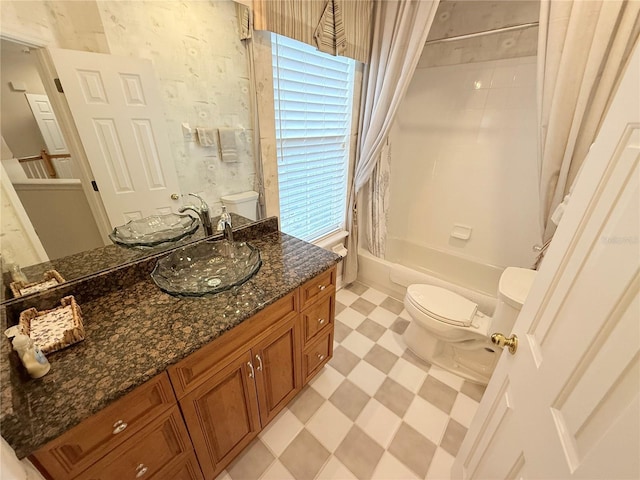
[{"xmin": 272, "ymin": 33, "xmax": 354, "ymax": 242}]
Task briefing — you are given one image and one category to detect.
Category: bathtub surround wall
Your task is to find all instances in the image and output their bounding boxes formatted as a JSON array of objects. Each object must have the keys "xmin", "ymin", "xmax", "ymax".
[
  {"xmin": 0, "ymin": 0, "xmax": 255, "ymax": 213},
  {"xmin": 388, "ymin": 55, "xmax": 540, "ymax": 269}
]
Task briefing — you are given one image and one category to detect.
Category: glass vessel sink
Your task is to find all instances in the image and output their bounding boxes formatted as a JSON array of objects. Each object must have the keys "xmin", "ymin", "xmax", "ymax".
[
  {"xmin": 151, "ymin": 240, "xmax": 262, "ymax": 296},
  {"xmin": 109, "ymin": 213, "xmax": 199, "ymax": 248}
]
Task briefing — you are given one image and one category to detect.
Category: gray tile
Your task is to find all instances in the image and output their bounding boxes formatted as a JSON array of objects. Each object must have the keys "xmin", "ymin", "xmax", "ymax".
[
  {"xmin": 380, "ymin": 296, "xmax": 404, "ymax": 315},
  {"xmin": 335, "ymin": 425, "xmax": 385, "ymax": 480},
  {"xmin": 418, "ymin": 376, "xmax": 458, "ymax": 414},
  {"xmin": 401, "ymin": 349, "xmax": 431, "ymax": 372},
  {"xmin": 227, "ymin": 438, "xmax": 274, "ymax": 480},
  {"xmin": 329, "ymin": 346, "xmax": 360, "ymax": 376},
  {"xmin": 356, "ymin": 318, "xmax": 386, "ymax": 342},
  {"xmin": 461, "ymin": 380, "xmax": 486, "ymax": 402},
  {"xmin": 388, "ymin": 423, "xmax": 437, "ymax": 478},
  {"xmin": 334, "ymin": 320, "xmax": 353, "ymax": 343},
  {"xmin": 374, "ymin": 377, "xmax": 414, "ymax": 417},
  {"xmin": 363, "ymin": 344, "xmax": 399, "ymax": 374},
  {"xmin": 440, "ymin": 418, "xmax": 467, "ymax": 457},
  {"xmin": 329, "ymin": 379, "xmax": 370, "ymax": 421},
  {"xmin": 350, "ymin": 298, "xmax": 376, "ymax": 316},
  {"xmin": 389, "ymin": 318, "xmax": 410, "ymax": 335},
  {"xmin": 289, "ymin": 386, "xmax": 324, "ymax": 424},
  {"xmin": 280, "ymin": 429, "xmax": 330, "ymax": 480},
  {"xmin": 335, "ymin": 301, "xmax": 347, "ymax": 315},
  {"xmin": 345, "ymin": 282, "xmax": 368, "ymax": 296}
]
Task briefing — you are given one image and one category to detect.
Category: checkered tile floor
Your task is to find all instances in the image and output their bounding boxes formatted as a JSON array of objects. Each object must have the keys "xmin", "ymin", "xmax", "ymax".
[{"xmin": 217, "ymin": 282, "xmax": 486, "ymax": 480}]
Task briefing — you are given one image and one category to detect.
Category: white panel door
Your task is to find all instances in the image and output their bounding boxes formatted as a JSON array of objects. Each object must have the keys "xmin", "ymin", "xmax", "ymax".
[
  {"xmin": 48, "ymin": 48, "xmax": 181, "ymax": 226},
  {"xmin": 453, "ymin": 45, "xmax": 640, "ymax": 479},
  {"xmin": 24, "ymin": 93, "xmax": 75, "ymax": 179}
]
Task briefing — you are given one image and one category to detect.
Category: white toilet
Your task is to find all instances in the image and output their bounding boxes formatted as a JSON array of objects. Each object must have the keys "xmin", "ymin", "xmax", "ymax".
[
  {"xmin": 403, "ymin": 267, "xmax": 536, "ymax": 385},
  {"xmin": 220, "ymin": 191, "xmax": 259, "ymax": 221}
]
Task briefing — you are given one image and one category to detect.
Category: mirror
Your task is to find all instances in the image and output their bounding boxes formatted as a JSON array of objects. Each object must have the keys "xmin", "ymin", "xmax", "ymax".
[{"xmin": 0, "ymin": 0, "xmax": 258, "ymax": 302}]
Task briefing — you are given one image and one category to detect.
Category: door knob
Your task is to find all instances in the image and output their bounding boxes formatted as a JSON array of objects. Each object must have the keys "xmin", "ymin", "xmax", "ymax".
[
  {"xmin": 170, "ymin": 193, "xmax": 180, "ymax": 200},
  {"xmin": 491, "ymin": 333, "xmax": 518, "ymax": 355}
]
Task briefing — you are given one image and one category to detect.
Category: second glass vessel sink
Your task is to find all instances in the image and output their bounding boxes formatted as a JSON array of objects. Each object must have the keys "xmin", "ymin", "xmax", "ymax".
[
  {"xmin": 151, "ymin": 240, "xmax": 261, "ymax": 296},
  {"xmin": 109, "ymin": 213, "xmax": 199, "ymax": 248}
]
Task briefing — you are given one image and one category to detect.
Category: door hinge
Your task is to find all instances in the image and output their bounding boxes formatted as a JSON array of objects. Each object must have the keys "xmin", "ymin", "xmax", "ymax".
[
  {"xmin": 91, "ymin": 180, "xmax": 99, "ymax": 192},
  {"xmin": 54, "ymin": 78, "xmax": 64, "ymax": 93}
]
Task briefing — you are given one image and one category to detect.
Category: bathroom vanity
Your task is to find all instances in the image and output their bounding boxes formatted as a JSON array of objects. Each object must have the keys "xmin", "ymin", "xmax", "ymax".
[{"xmin": 0, "ymin": 217, "xmax": 339, "ymax": 479}]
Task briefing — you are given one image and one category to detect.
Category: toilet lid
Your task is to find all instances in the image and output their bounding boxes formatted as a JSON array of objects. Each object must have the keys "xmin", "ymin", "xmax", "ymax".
[{"xmin": 407, "ymin": 285, "xmax": 478, "ymax": 327}]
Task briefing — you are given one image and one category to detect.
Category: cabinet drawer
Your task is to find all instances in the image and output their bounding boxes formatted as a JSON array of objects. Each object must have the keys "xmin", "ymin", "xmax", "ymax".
[
  {"xmin": 301, "ymin": 294, "xmax": 334, "ymax": 346},
  {"xmin": 299, "ymin": 267, "xmax": 336, "ymax": 311},
  {"xmin": 32, "ymin": 373, "xmax": 175, "ymax": 479},
  {"xmin": 302, "ymin": 331, "xmax": 333, "ymax": 384},
  {"xmin": 76, "ymin": 407, "xmax": 193, "ymax": 480}
]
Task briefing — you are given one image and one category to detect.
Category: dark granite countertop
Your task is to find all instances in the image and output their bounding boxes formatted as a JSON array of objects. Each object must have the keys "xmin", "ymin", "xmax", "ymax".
[{"xmin": 1, "ymin": 220, "xmax": 340, "ymax": 458}]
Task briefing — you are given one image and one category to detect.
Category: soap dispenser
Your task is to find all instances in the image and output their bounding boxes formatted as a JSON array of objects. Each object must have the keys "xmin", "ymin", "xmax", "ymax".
[{"xmin": 12, "ymin": 334, "xmax": 50, "ymax": 378}]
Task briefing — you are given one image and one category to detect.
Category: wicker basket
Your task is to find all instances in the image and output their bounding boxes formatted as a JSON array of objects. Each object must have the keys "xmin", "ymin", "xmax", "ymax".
[
  {"xmin": 10, "ymin": 270, "xmax": 65, "ymax": 298},
  {"xmin": 19, "ymin": 296, "xmax": 85, "ymax": 354}
]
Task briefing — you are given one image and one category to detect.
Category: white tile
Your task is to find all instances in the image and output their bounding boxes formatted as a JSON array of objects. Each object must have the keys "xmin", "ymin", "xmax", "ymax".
[
  {"xmin": 427, "ymin": 366, "xmax": 465, "ymax": 391},
  {"xmin": 399, "ymin": 309, "xmax": 412, "ymax": 321},
  {"xmin": 491, "ymin": 65, "xmax": 516, "ymax": 87},
  {"xmin": 356, "ymin": 399, "xmax": 402, "ymax": 449},
  {"xmin": 259, "ymin": 409, "xmax": 304, "ymax": 456},
  {"xmin": 347, "ymin": 361, "xmax": 387, "ymax": 397},
  {"xmin": 361, "ymin": 288, "xmax": 388, "ymax": 305},
  {"xmin": 425, "ymin": 448, "xmax": 455, "ymax": 480},
  {"xmin": 216, "ymin": 471, "xmax": 232, "ymax": 480},
  {"xmin": 377, "ymin": 330, "xmax": 408, "ymax": 357},
  {"xmin": 260, "ymin": 459, "xmax": 295, "ymax": 480},
  {"xmin": 388, "ymin": 358, "xmax": 428, "ymax": 393},
  {"xmin": 485, "ymin": 88, "xmax": 510, "ymax": 110},
  {"xmin": 307, "ymin": 402, "xmax": 353, "ymax": 452},
  {"xmin": 465, "ymin": 67, "xmax": 493, "ymax": 90},
  {"xmin": 404, "ymin": 396, "xmax": 450, "ymax": 444},
  {"xmin": 369, "ymin": 307, "xmax": 399, "ymax": 328},
  {"xmin": 450, "ymin": 393, "xmax": 480, "ymax": 428},
  {"xmin": 336, "ymin": 307, "xmax": 367, "ymax": 329},
  {"xmin": 340, "ymin": 331, "xmax": 375, "ymax": 358},
  {"xmin": 310, "ymin": 365, "xmax": 346, "ymax": 399},
  {"xmin": 317, "ymin": 456, "xmax": 357, "ymax": 480},
  {"xmin": 336, "ymin": 288, "xmax": 360, "ymax": 306},
  {"xmin": 372, "ymin": 452, "xmax": 420, "ymax": 480},
  {"xmin": 461, "ymin": 89, "xmax": 488, "ymax": 110},
  {"xmin": 513, "ymin": 62, "xmax": 537, "ymax": 87}
]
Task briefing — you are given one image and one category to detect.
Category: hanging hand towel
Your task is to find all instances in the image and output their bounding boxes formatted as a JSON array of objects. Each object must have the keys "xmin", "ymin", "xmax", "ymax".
[{"xmin": 218, "ymin": 128, "xmax": 239, "ymax": 163}]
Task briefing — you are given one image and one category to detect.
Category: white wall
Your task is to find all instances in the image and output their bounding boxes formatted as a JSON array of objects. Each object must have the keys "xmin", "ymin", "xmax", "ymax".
[{"xmin": 388, "ymin": 56, "xmax": 541, "ymax": 268}]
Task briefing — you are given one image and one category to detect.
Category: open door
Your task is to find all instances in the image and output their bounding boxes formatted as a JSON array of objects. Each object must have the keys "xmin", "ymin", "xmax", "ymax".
[
  {"xmin": 47, "ymin": 48, "xmax": 181, "ymax": 227},
  {"xmin": 453, "ymin": 45, "xmax": 640, "ymax": 479}
]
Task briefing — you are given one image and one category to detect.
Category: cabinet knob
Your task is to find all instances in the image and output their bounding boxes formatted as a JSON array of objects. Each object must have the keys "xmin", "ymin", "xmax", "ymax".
[
  {"xmin": 318, "ymin": 284, "xmax": 326, "ymax": 291},
  {"xmin": 112, "ymin": 420, "xmax": 128, "ymax": 435},
  {"xmin": 316, "ymin": 353, "xmax": 325, "ymax": 361},
  {"xmin": 318, "ymin": 318, "xmax": 326, "ymax": 325},
  {"xmin": 247, "ymin": 361, "xmax": 255, "ymax": 378},
  {"xmin": 135, "ymin": 464, "xmax": 148, "ymax": 478},
  {"xmin": 255, "ymin": 354, "xmax": 263, "ymax": 371}
]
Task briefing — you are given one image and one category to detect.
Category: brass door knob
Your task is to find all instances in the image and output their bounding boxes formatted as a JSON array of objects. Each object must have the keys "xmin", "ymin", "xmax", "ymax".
[
  {"xmin": 170, "ymin": 193, "xmax": 180, "ymax": 200},
  {"xmin": 491, "ymin": 333, "xmax": 518, "ymax": 355}
]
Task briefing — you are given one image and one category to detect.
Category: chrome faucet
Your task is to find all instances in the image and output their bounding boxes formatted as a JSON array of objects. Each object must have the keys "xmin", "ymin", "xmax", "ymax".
[
  {"xmin": 178, "ymin": 193, "xmax": 214, "ymax": 236},
  {"xmin": 217, "ymin": 206, "xmax": 233, "ymax": 242}
]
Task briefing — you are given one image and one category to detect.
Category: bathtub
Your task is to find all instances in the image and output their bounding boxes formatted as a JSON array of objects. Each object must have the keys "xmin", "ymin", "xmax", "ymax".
[{"xmin": 357, "ymin": 237, "xmax": 504, "ymax": 315}]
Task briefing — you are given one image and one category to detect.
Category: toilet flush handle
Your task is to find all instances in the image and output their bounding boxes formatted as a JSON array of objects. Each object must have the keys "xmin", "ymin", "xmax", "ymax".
[{"xmin": 491, "ymin": 333, "xmax": 518, "ymax": 355}]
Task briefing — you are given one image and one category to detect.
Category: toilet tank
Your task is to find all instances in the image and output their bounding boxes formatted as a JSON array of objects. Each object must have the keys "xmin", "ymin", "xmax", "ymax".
[
  {"xmin": 220, "ymin": 191, "xmax": 259, "ymax": 221},
  {"xmin": 490, "ymin": 267, "xmax": 537, "ymax": 334}
]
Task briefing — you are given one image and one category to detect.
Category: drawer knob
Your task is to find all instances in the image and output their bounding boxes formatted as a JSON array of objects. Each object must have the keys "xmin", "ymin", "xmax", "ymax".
[
  {"xmin": 112, "ymin": 420, "xmax": 128, "ymax": 435},
  {"xmin": 318, "ymin": 318, "xmax": 326, "ymax": 325},
  {"xmin": 318, "ymin": 284, "xmax": 326, "ymax": 291},
  {"xmin": 135, "ymin": 464, "xmax": 148, "ymax": 478},
  {"xmin": 256, "ymin": 354, "xmax": 263, "ymax": 371},
  {"xmin": 247, "ymin": 361, "xmax": 255, "ymax": 378},
  {"xmin": 316, "ymin": 353, "xmax": 325, "ymax": 361}
]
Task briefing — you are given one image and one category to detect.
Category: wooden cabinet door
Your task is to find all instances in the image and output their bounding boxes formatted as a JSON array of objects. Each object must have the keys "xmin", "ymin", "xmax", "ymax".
[
  {"xmin": 180, "ymin": 351, "xmax": 261, "ymax": 479},
  {"xmin": 252, "ymin": 314, "xmax": 302, "ymax": 426}
]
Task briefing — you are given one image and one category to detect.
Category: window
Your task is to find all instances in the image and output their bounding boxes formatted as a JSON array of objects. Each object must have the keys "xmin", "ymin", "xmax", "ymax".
[{"xmin": 271, "ymin": 33, "xmax": 355, "ymax": 243}]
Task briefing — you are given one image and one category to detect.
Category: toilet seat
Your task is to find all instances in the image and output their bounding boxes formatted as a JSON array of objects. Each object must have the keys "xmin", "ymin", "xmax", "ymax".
[{"xmin": 406, "ymin": 285, "xmax": 478, "ymax": 327}]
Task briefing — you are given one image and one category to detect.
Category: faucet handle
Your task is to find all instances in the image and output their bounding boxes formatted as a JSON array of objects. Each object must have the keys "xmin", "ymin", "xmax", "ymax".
[{"xmin": 187, "ymin": 193, "xmax": 209, "ymax": 212}]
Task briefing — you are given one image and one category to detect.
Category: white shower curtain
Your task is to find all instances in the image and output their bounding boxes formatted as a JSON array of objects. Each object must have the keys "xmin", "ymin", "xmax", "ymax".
[
  {"xmin": 343, "ymin": 0, "xmax": 439, "ymax": 284},
  {"xmin": 537, "ymin": 0, "xmax": 640, "ymax": 241}
]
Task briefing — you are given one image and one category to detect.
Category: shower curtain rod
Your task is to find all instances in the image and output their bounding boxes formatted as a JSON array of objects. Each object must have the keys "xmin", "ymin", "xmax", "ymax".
[{"xmin": 425, "ymin": 22, "xmax": 539, "ymax": 45}]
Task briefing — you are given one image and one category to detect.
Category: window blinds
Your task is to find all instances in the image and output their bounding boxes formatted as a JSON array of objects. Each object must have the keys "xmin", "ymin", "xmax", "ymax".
[{"xmin": 272, "ymin": 33, "xmax": 355, "ymax": 243}]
